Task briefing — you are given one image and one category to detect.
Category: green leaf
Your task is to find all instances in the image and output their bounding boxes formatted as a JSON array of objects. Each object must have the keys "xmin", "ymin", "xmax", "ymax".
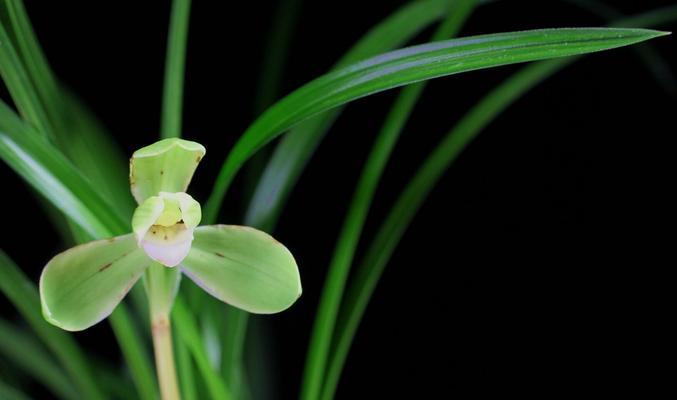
[
  {"xmin": 229, "ymin": 1, "xmax": 457, "ymax": 389},
  {"xmin": 301, "ymin": 2, "xmax": 478, "ymax": 399},
  {"xmin": 204, "ymin": 27, "xmax": 668, "ymax": 223},
  {"xmin": 327, "ymin": 7, "xmax": 677, "ymax": 397},
  {"xmin": 175, "ymin": 334, "xmax": 197, "ymax": 400},
  {"xmin": 0, "ymin": 250, "xmax": 106, "ymax": 400},
  {"xmin": 0, "ymin": 319, "xmax": 79, "ymax": 400},
  {"xmin": 567, "ymin": 0, "xmax": 676, "ymax": 94},
  {"xmin": 3, "ymin": 0, "xmax": 133, "ymax": 219},
  {"xmin": 0, "ymin": 18, "xmax": 52, "ymax": 138},
  {"xmin": 0, "ymin": 101, "xmax": 128, "ymax": 238},
  {"xmin": 107, "ymin": 307, "xmax": 159, "ymax": 400},
  {"xmin": 161, "ymin": 0, "xmax": 192, "ymax": 139},
  {"xmin": 40, "ymin": 234, "xmax": 151, "ymax": 331},
  {"xmin": 182, "ymin": 225, "xmax": 301, "ymax": 313},
  {"xmin": 0, "ymin": 110, "xmax": 158, "ymax": 397},
  {"xmin": 172, "ymin": 298, "xmax": 231, "ymax": 400},
  {"xmin": 0, "ymin": 380, "xmax": 31, "ymax": 400},
  {"xmin": 130, "ymin": 138, "xmax": 205, "ymax": 204},
  {"xmin": 241, "ymin": 0, "xmax": 459, "ymax": 228}
]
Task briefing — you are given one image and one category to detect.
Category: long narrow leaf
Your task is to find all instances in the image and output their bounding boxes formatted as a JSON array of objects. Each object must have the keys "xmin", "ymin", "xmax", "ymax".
[
  {"xmin": 161, "ymin": 0, "xmax": 191, "ymax": 139},
  {"xmin": 327, "ymin": 7, "xmax": 676, "ymax": 396},
  {"xmin": 204, "ymin": 27, "xmax": 667, "ymax": 223},
  {"xmin": 107, "ymin": 307, "xmax": 159, "ymax": 400},
  {"xmin": 301, "ymin": 2, "xmax": 478, "ymax": 399},
  {"xmin": 218, "ymin": 2, "xmax": 462, "ymax": 392},
  {"xmin": 0, "ymin": 19, "xmax": 51, "ymax": 137},
  {"xmin": 253, "ymin": 0, "xmax": 303, "ymax": 113},
  {"xmin": 0, "ymin": 101, "xmax": 127, "ymax": 237},
  {"xmin": 565, "ymin": 0, "xmax": 676, "ymax": 93},
  {"xmin": 3, "ymin": 0, "xmax": 133, "ymax": 218},
  {"xmin": 173, "ymin": 298, "xmax": 231, "ymax": 400},
  {"xmin": 0, "ymin": 102, "xmax": 158, "ymax": 400},
  {"xmin": 218, "ymin": 1, "xmax": 460, "ymax": 393},
  {"xmin": 245, "ymin": 0, "xmax": 459, "ymax": 229},
  {"xmin": 0, "ymin": 380, "xmax": 31, "ymax": 400},
  {"xmin": 0, "ymin": 319, "xmax": 78, "ymax": 400},
  {"xmin": 175, "ymin": 334, "xmax": 198, "ymax": 400},
  {"xmin": 0, "ymin": 250, "xmax": 106, "ymax": 400}
]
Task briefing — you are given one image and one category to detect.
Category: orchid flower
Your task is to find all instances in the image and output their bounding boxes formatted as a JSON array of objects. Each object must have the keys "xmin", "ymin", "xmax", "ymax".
[{"xmin": 40, "ymin": 138, "xmax": 302, "ymax": 331}]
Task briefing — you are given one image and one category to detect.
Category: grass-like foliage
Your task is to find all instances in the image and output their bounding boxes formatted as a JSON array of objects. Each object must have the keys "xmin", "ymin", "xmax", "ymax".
[{"xmin": 0, "ymin": 0, "xmax": 673, "ymax": 399}]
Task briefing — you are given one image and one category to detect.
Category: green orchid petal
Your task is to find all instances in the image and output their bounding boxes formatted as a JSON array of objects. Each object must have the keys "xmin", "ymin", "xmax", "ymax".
[
  {"xmin": 129, "ymin": 138, "xmax": 205, "ymax": 204},
  {"xmin": 131, "ymin": 195, "xmax": 165, "ymax": 241},
  {"xmin": 181, "ymin": 225, "xmax": 302, "ymax": 314},
  {"xmin": 40, "ymin": 234, "xmax": 151, "ymax": 331},
  {"xmin": 172, "ymin": 192, "xmax": 201, "ymax": 229},
  {"xmin": 131, "ymin": 192, "xmax": 201, "ymax": 267}
]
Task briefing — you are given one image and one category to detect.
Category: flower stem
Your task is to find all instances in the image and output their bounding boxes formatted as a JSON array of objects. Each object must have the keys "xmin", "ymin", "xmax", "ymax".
[
  {"xmin": 146, "ymin": 263, "xmax": 182, "ymax": 400},
  {"xmin": 152, "ymin": 312, "xmax": 181, "ymax": 400}
]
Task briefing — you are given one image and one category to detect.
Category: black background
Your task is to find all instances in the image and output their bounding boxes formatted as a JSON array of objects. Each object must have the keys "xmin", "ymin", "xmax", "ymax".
[{"xmin": 2, "ymin": 0, "xmax": 675, "ymax": 398}]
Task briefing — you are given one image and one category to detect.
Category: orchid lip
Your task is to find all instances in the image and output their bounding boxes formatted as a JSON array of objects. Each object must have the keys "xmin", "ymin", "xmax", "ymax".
[{"xmin": 131, "ymin": 191, "xmax": 202, "ymax": 267}]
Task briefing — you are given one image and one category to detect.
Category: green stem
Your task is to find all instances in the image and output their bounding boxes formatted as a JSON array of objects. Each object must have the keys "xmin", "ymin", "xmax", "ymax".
[
  {"xmin": 152, "ymin": 312, "xmax": 180, "ymax": 400},
  {"xmin": 146, "ymin": 263, "xmax": 182, "ymax": 400}
]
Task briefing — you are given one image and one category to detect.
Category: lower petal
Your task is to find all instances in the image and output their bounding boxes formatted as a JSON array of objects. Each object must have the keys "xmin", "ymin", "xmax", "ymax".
[
  {"xmin": 141, "ymin": 224, "xmax": 194, "ymax": 267},
  {"xmin": 181, "ymin": 225, "xmax": 301, "ymax": 314},
  {"xmin": 40, "ymin": 234, "xmax": 151, "ymax": 331}
]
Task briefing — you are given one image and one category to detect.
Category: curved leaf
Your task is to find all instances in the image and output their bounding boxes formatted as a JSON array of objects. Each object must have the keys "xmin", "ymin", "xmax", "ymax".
[
  {"xmin": 204, "ymin": 27, "xmax": 668, "ymax": 222},
  {"xmin": 326, "ymin": 8, "xmax": 677, "ymax": 397},
  {"xmin": 0, "ymin": 250, "xmax": 105, "ymax": 400},
  {"xmin": 182, "ymin": 225, "xmax": 301, "ymax": 313},
  {"xmin": 245, "ymin": 0, "xmax": 457, "ymax": 229},
  {"xmin": 0, "ymin": 101, "xmax": 128, "ymax": 237},
  {"xmin": 302, "ymin": 2, "xmax": 478, "ymax": 399}
]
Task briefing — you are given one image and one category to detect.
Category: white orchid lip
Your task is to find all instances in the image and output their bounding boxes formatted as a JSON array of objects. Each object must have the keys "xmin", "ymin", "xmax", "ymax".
[{"xmin": 131, "ymin": 191, "xmax": 202, "ymax": 267}]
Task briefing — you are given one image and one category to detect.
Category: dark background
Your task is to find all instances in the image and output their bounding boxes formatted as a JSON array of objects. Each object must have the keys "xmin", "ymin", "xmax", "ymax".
[{"xmin": 3, "ymin": 0, "xmax": 675, "ymax": 398}]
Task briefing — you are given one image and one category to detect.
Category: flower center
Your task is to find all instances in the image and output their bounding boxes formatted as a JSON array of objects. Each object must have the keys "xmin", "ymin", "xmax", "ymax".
[{"xmin": 155, "ymin": 198, "xmax": 182, "ymax": 227}]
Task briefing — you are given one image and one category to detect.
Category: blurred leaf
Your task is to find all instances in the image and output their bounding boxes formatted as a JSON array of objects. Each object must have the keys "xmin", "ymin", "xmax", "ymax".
[
  {"xmin": 0, "ymin": 250, "xmax": 106, "ymax": 400},
  {"xmin": 328, "ymin": 6, "xmax": 676, "ymax": 397},
  {"xmin": 0, "ymin": 380, "xmax": 31, "ymax": 400},
  {"xmin": 205, "ymin": 27, "xmax": 668, "ymax": 223},
  {"xmin": 182, "ymin": 225, "xmax": 301, "ymax": 313},
  {"xmin": 175, "ymin": 333, "xmax": 198, "ymax": 400},
  {"xmin": 0, "ymin": 101, "xmax": 127, "ymax": 238},
  {"xmin": 0, "ymin": 102, "xmax": 159, "ymax": 400},
  {"xmin": 3, "ymin": 0, "xmax": 133, "ymax": 217},
  {"xmin": 0, "ymin": 319, "xmax": 78, "ymax": 399},
  {"xmin": 0, "ymin": 17, "xmax": 51, "ymax": 137},
  {"xmin": 107, "ymin": 305, "xmax": 159, "ymax": 400},
  {"xmin": 173, "ymin": 298, "xmax": 231, "ymax": 400},
  {"xmin": 161, "ymin": 0, "xmax": 192, "ymax": 139}
]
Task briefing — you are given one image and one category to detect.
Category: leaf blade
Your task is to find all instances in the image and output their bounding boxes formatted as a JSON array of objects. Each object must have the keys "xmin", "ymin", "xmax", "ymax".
[
  {"xmin": 160, "ymin": 0, "xmax": 192, "ymax": 139},
  {"xmin": 205, "ymin": 27, "xmax": 668, "ymax": 222},
  {"xmin": 0, "ymin": 101, "xmax": 128, "ymax": 237},
  {"xmin": 327, "ymin": 8, "xmax": 676, "ymax": 397},
  {"xmin": 0, "ymin": 250, "xmax": 107, "ymax": 400}
]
